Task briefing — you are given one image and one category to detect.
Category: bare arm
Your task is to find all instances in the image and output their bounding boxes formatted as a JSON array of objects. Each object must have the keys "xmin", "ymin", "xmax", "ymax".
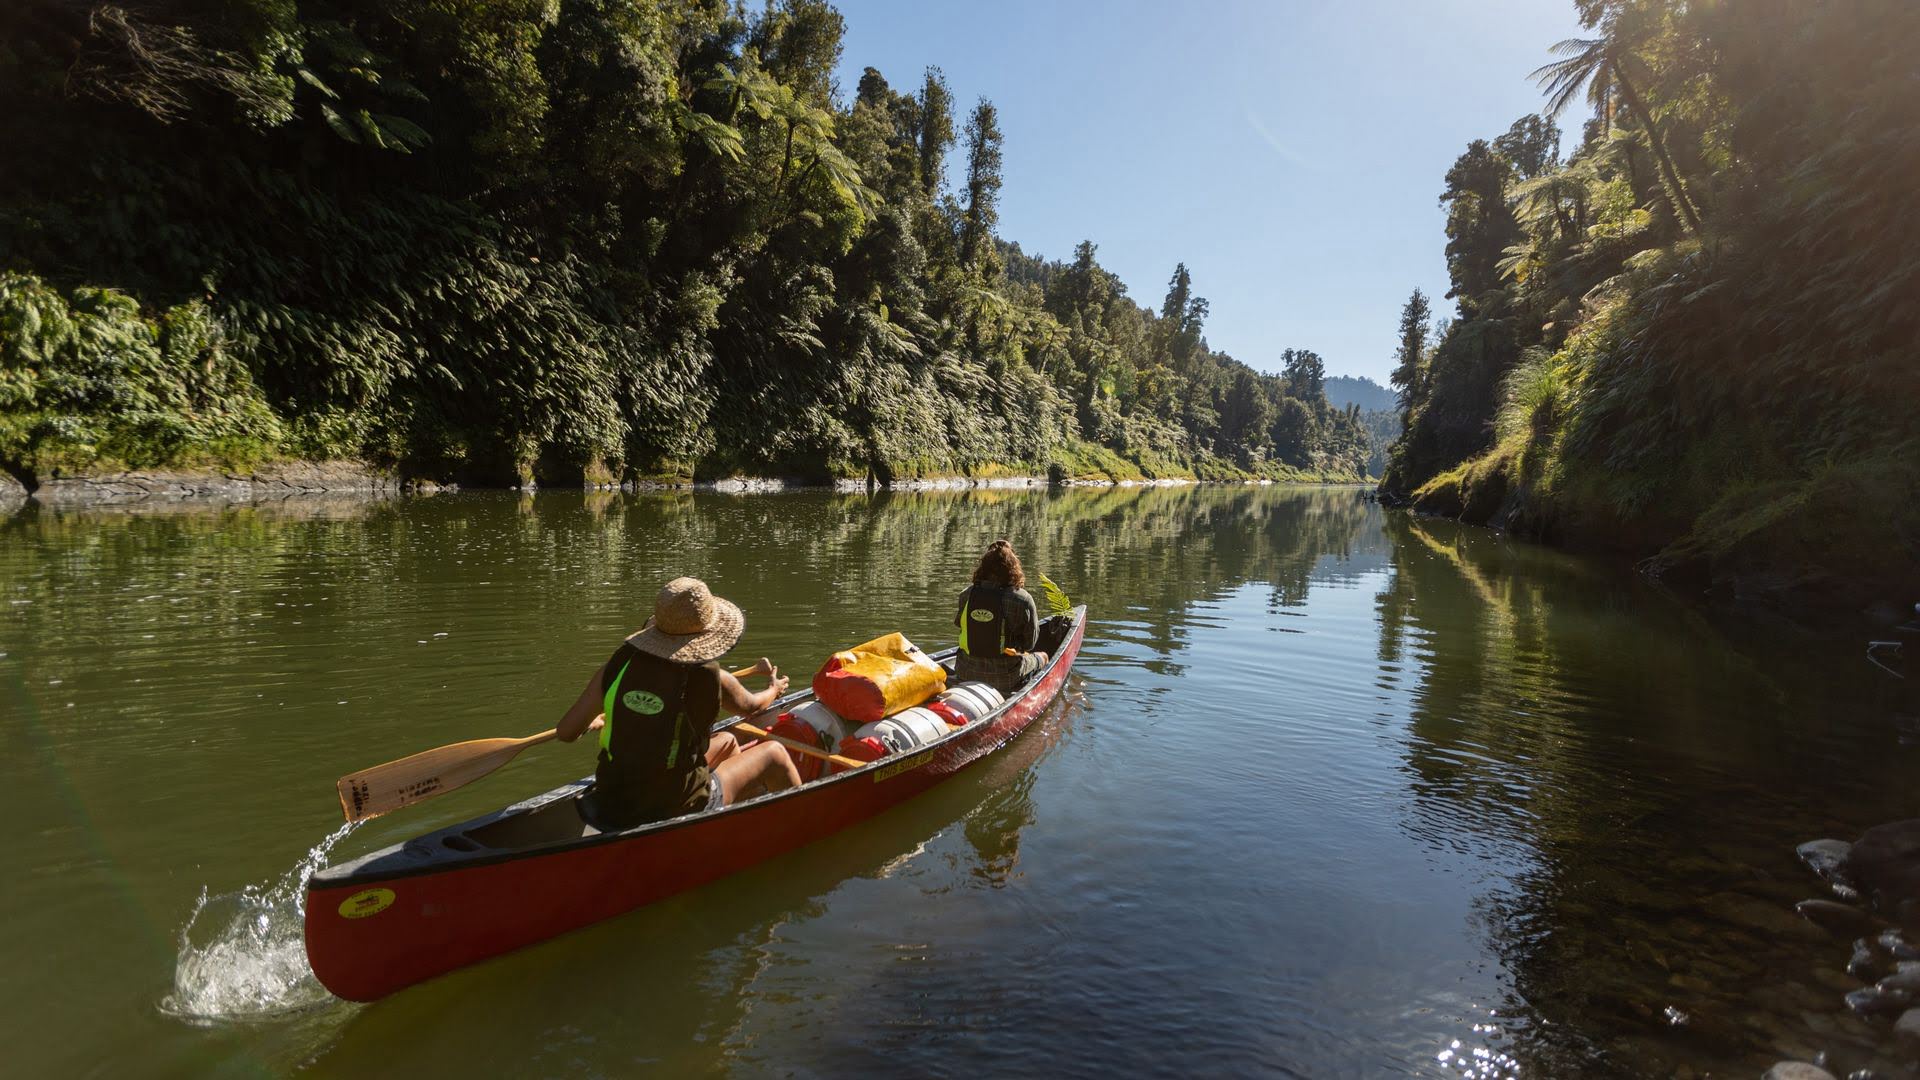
[
  {"xmin": 555, "ymin": 665, "xmax": 608, "ymax": 743},
  {"xmin": 718, "ymin": 657, "xmax": 788, "ymax": 718}
]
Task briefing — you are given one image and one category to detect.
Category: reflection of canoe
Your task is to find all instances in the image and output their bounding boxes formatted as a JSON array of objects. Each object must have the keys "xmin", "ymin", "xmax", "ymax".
[{"xmin": 304, "ymin": 607, "xmax": 1087, "ymax": 1002}]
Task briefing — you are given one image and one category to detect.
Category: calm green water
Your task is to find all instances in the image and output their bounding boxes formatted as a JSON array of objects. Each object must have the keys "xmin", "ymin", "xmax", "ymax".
[{"xmin": 3, "ymin": 485, "xmax": 1916, "ymax": 1077}]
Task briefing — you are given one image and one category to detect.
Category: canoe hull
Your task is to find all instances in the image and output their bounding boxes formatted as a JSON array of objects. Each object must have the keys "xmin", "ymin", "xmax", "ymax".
[{"xmin": 305, "ymin": 610, "xmax": 1084, "ymax": 1002}]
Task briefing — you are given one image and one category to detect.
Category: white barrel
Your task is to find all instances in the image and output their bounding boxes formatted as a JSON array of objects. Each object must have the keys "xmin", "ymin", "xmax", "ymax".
[
  {"xmin": 788, "ymin": 700, "xmax": 856, "ymax": 746},
  {"xmin": 853, "ymin": 706, "xmax": 951, "ymax": 754},
  {"xmin": 937, "ymin": 682, "xmax": 1005, "ymax": 724}
]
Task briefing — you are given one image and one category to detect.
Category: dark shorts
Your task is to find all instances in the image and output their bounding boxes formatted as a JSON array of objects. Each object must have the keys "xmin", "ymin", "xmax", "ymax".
[
  {"xmin": 576, "ymin": 772, "xmax": 721, "ymax": 832},
  {"xmin": 954, "ymin": 650, "xmax": 1048, "ymax": 694}
]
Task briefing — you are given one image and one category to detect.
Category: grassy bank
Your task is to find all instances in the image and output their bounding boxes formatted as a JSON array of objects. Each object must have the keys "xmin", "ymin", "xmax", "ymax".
[{"xmin": 1405, "ymin": 303, "xmax": 1920, "ymax": 611}]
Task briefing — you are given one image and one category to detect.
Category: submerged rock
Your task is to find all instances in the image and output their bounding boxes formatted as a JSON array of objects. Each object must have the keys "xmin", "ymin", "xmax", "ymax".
[
  {"xmin": 1877, "ymin": 966, "xmax": 1920, "ymax": 994},
  {"xmin": 1878, "ymin": 930, "xmax": 1920, "ymax": 961},
  {"xmin": 1895, "ymin": 1007, "xmax": 1920, "ymax": 1045},
  {"xmin": 1843, "ymin": 985, "xmax": 1912, "ymax": 1017},
  {"xmin": 1763, "ymin": 1061, "xmax": 1838, "ymax": 1080},
  {"xmin": 1706, "ymin": 892, "xmax": 1817, "ymax": 937},
  {"xmin": 1798, "ymin": 899, "xmax": 1875, "ymax": 935}
]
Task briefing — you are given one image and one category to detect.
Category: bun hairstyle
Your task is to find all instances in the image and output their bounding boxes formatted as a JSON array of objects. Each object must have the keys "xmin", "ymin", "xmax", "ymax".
[{"xmin": 972, "ymin": 538, "xmax": 1025, "ymax": 589}]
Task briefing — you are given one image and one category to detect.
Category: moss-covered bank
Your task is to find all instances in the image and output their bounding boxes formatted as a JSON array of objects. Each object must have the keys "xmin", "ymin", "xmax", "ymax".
[{"xmin": 1401, "ymin": 425, "xmax": 1920, "ymax": 617}]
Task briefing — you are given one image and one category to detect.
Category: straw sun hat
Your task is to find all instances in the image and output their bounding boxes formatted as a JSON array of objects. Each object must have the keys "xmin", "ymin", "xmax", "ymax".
[{"xmin": 626, "ymin": 577, "xmax": 745, "ymax": 663}]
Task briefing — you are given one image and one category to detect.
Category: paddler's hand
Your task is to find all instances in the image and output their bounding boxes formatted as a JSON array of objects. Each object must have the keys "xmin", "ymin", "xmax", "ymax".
[
  {"xmin": 765, "ymin": 665, "xmax": 789, "ymax": 699},
  {"xmin": 587, "ymin": 715, "xmax": 605, "ymax": 735}
]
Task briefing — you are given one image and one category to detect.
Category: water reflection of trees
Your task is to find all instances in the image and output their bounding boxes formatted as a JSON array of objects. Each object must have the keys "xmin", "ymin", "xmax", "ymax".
[
  {"xmin": 2, "ymin": 483, "xmax": 1371, "ymax": 853},
  {"xmin": 770, "ymin": 483, "xmax": 1378, "ymax": 660},
  {"xmin": 3, "ymin": 483, "xmax": 1378, "ymax": 706},
  {"xmin": 1375, "ymin": 513, "xmax": 1920, "ymax": 1076}
]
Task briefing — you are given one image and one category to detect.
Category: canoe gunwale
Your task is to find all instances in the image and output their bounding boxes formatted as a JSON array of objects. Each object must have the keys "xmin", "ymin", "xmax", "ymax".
[{"xmin": 310, "ymin": 608, "xmax": 1085, "ymax": 890}]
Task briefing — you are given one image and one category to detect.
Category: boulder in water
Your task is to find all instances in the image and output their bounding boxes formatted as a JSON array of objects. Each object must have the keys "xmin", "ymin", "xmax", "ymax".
[
  {"xmin": 1800, "ymin": 839, "xmax": 1856, "ymax": 884},
  {"xmin": 1895, "ymin": 1007, "xmax": 1920, "ymax": 1047},
  {"xmin": 1762, "ymin": 1061, "xmax": 1837, "ymax": 1080},
  {"xmin": 1848, "ymin": 938, "xmax": 1881, "ymax": 979},
  {"xmin": 1796, "ymin": 899, "xmax": 1874, "ymax": 936},
  {"xmin": 1878, "ymin": 965, "xmax": 1920, "ymax": 994},
  {"xmin": 1843, "ymin": 984, "xmax": 1911, "ymax": 1017},
  {"xmin": 1878, "ymin": 929, "xmax": 1920, "ymax": 961},
  {"xmin": 1846, "ymin": 820, "xmax": 1920, "ymax": 908}
]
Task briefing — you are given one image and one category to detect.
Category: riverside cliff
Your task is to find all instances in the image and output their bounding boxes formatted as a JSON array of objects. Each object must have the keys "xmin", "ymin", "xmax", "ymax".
[{"xmin": 1376, "ymin": 0, "xmax": 1919, "ymax": 614}]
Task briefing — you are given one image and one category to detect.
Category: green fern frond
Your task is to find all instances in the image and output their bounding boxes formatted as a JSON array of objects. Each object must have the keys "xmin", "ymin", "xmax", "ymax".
[{"xmin": 1036, "ymin": 573, "xmax": 1073, "ymax": 617}]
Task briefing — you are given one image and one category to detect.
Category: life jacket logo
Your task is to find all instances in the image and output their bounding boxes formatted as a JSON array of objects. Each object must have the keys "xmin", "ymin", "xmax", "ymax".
[
  {"xmin": 339, "ymin": 887, "xmax": 396, "ymax": 919},
  {"xmin": 968, "ymin": 610, "xmax": 995, "ymax": 622},
  {"xmin": 622, "ymin": 690, "xmax": 665, "ymax": 715}
]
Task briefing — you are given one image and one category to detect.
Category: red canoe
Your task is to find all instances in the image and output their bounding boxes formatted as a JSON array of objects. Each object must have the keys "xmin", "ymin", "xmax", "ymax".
[{"xmin": 304, "ymin": 607, "xmax": 1087, "ymax": 1001}]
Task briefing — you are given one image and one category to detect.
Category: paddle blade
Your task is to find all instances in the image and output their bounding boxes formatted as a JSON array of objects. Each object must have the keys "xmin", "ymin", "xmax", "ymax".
[
  {"xmin": 336, "ymin": 733, "xmax": 544, "ymax": 823},
  {"xmin": 1036, "ymin": 572, "xmax": 1073, "ymax": 617}
]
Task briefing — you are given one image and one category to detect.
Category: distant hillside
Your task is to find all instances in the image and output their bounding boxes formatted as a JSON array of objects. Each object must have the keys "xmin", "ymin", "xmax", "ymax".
[{"xmin": 1325, "ymin": 375, "xmax": 1396, "ymax": 413}]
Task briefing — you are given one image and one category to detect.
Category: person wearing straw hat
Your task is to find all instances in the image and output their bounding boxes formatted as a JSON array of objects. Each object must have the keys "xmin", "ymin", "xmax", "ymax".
[{"xmin": 556, "ymin": 576, "xmax": 799, "ymax": 830}]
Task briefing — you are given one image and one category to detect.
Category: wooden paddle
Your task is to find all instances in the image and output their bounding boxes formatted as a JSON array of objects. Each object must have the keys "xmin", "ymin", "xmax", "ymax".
[
  {"xmin": 728, "ymin": 720, "xmax": 867, "ymax": 772},
  {"xmin": 336, "ymin": 663, "xmax": 801, "ymax": 823}
]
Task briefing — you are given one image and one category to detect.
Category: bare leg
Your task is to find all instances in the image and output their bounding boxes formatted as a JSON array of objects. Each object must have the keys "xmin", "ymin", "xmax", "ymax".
[
  {"xmin": 714, "ymin": 741, "xmax": 802, "ymax": 805},
  {"xmin": 705, "ymin": 730, "xmax": 741, "ymax": 768}
]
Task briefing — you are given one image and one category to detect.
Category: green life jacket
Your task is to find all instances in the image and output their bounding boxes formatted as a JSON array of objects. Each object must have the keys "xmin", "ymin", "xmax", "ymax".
[{"xmin": 958, "ymin": 584, "xmax": 1020, "ymax": 658}]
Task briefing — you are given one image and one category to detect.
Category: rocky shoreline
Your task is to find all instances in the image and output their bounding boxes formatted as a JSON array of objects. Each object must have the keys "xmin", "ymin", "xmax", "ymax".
[
  {"xmin": 0, "ymin": 462, "xmax": 1312, "ymax": 510},
  {"xmin": 1771, "ymin": 821, "xmax": 1920, "ymax": 1078},
  {"xmin": 11, "ymin": 461, "xmax": 397, "ymax": 506}
]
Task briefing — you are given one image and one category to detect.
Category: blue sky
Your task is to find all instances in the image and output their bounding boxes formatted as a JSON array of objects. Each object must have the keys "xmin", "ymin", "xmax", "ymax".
[{"xmin": 831, "ymin": 0, "xmax": 1584, "ymax": 385}]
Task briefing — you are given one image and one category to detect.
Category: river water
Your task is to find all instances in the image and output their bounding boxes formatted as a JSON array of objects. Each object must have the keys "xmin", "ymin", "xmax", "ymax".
[{"xmin": 3, "ymin": 485, "xmax": 1916, "ymax": 1077}]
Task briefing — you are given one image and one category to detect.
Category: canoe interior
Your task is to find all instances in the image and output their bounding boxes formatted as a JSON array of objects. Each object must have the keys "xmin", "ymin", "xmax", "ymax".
[{"xmin": 311, "ymin": 608, "xmax": 1084, "ymax": 889}]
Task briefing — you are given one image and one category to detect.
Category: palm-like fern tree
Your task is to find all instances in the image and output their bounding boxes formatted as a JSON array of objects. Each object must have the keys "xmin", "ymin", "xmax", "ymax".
[{"xmin": 1533, "ymin": 37, "xmax": 1703, "ymax": 234}]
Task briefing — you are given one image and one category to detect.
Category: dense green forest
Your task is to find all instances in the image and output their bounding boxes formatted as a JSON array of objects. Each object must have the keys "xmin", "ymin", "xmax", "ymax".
[
  {"xmin": 1382, "ymin": 0, "xmax": 1919, "ymax": 602},
  {"xmin": 1323, "ymin": 375, "xmax": 1397, "ymax": 479},
  {"xmin": 0, "ymin": 0, "xmax": 1370, "ymax": 489}
]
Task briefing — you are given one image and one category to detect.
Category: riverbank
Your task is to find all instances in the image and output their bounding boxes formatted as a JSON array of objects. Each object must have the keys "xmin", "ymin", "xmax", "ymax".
[
  {"xmin": 1387, "ymin": 435, "xmax": 1920, "ymax": 624},
  {"xmin": 0, "ymin": 458, "xmax": 1362, "ymax": 509},
  {"xmin": 2, "ymin": 461, "xmax": 395, "ymax": 507}
]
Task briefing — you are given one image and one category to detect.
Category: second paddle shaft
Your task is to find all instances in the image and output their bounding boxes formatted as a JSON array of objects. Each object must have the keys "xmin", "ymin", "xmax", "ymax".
[{"xmin": 598, "ymin": 663, "xmax": 863, "ymax": 769}]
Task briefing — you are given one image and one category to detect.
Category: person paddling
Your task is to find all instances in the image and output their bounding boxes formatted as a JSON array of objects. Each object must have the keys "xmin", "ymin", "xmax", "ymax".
[
  {"xmin": 953, "ymin": 540, "xmax": 1049, "ymax": 693},
  {"xmin": 557, "ymin": 577, "xmax": 800, "ymax": 830}
]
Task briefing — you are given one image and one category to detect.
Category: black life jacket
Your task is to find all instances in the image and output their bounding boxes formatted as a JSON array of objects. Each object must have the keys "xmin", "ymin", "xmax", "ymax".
[{"xmin": 592, "ymin": 647, "xmax": 710, "ymax": 822}]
